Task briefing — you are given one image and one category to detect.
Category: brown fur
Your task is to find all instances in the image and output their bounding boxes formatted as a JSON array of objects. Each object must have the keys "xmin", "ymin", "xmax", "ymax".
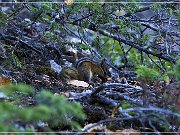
[{"xmin": 60, "ymin": 58, "xmax": 111, "ymax": 83}]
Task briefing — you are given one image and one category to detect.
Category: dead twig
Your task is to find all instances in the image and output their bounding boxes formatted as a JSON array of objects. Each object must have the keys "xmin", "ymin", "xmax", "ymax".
[{"xmin": 0, "ymin": 33, "xmax": 42, "ymax": 54}]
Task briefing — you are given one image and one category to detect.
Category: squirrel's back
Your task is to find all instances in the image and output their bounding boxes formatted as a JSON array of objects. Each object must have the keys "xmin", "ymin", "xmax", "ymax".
[
  {"xmin": 75, "ymin": 57, "xmax": 111, "ymax": 82},
  {"xmin": 59, "ymin": 57, "xmax": 111, "ymax": 83}
]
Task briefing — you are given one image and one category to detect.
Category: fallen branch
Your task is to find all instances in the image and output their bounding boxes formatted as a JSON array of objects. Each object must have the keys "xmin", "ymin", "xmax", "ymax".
[{"xmin": 0, "ymin": 33, "xmax": 42, "ymax": 54}]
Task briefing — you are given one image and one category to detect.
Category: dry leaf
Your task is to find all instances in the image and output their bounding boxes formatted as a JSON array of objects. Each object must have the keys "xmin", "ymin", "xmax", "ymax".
[
  {"xmin": 59, "ymin": 92, "xmax": 70, "ymax": 98},
  {"xmin": 82, "ymin": 123, "xmax": 108, "ymax": 133},
  {"xmin": 155, "ymin": 36, "xmax": 164, "ymax": 44},
  {"xmin": 67, "ymin": 80, "xmax": 89, "ymax": 87},
  {"xmin": 107, "ymin": 77, "xmax": 112, "ymax": 81},
  {"xmin": 115, "ymin": 9, "xmax": 126, "ymax": 16},
  {"xmin": 0, "ymin": 77, "xmax": 11, "ymax": 86},
  {"xmin": 64, "ymin": 0, "xmax": 74, "ymax": 6},
  {"xmin": 82, "ymin": 124, "xmax": 141, "ymax": 134}
]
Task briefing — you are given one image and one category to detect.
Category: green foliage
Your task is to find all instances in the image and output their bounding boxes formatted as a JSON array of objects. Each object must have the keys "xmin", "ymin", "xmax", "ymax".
[
  {"xmin": 161, "ymin": 123, "xmax": 171, "ymax": 132},
  {"xmin": 43, "ymin": 31, "xmax": 57, "ymax": 40},
  {"xmin": 31, "ymin": 3, "xmax": 58, "ymax": 23},
  {"xmin": 174, "ymin": 10, "xmax": 180, "ymax": 21},
  {"xmin": 124, "ymin": 0, "xmax": 139, "ymax": 14},
  {"xmin": 135, "ymin": 65, "xmax": 162, "ymax": 83},
  {"xmin": 121, "ymin": 101, "xmax": 132, "ymax": 110},
  {"xmin": 166, "ymin": 60, "xmax": 180, "ymax": 81},
  {"xmin": 0, "ymin": 11, "xmax": 9, "ymax": 28},
  {"xmin": 41, "ymin": 3, "xmax": 54, "ymax": 11},
  {"xmin": 98, "ymin": 36, "xmax": 123, "ymax": 66},
  {"xmin": 0, "ymin": 84, "xmax": 85, "ymax": 132},
  {"xmin": 174, "ymin": 60, "xmax": 180, "ymax": 80},
  {"xmin": 128, "ymin": 48, "xmax": 142, "ymax": 66},
  {"xmin": 166, "ymin": 8, "xmax": 173, "ymax": 16},
  {"xmin": 165, "ymin": 61, "xmax": 174, "ymax": 71},
  {"xmin": 141, "ymin": 34, "xmax": 151, "ymax": 45},
  {"xmin": 78, "ymin": 43, "xmax": 91, "ymax": 50},
  {"xmin": 150, "ymin": 4, "xmax": 161, "ymax": 11},
  {"xmin": 67, "ymin": 0, "xmax": 112, "ymax": 28},
  {"xmin": 11, "ymin": 53, "xmax": 22, "ymax": 69},
  {"xmin": 0, "ymin": 83, "xmax": 33, "ymax": 95}
]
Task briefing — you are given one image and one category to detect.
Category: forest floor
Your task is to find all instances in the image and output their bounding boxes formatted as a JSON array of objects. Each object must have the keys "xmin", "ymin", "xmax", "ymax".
[{"xmin": 0, "ymin": 3, "xmax": 180, "ymax": 134}]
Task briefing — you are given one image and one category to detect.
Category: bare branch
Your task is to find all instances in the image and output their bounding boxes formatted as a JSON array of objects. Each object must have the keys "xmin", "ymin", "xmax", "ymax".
[{"xmin": 98, "ymin": 29, "xmax": 176, "ymax": 63}]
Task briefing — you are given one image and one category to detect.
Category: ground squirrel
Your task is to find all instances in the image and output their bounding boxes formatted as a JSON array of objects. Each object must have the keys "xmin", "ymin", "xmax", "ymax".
[{"xmin": 60, "ymin": 57, "xmax": 111, "ymax": 83}]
